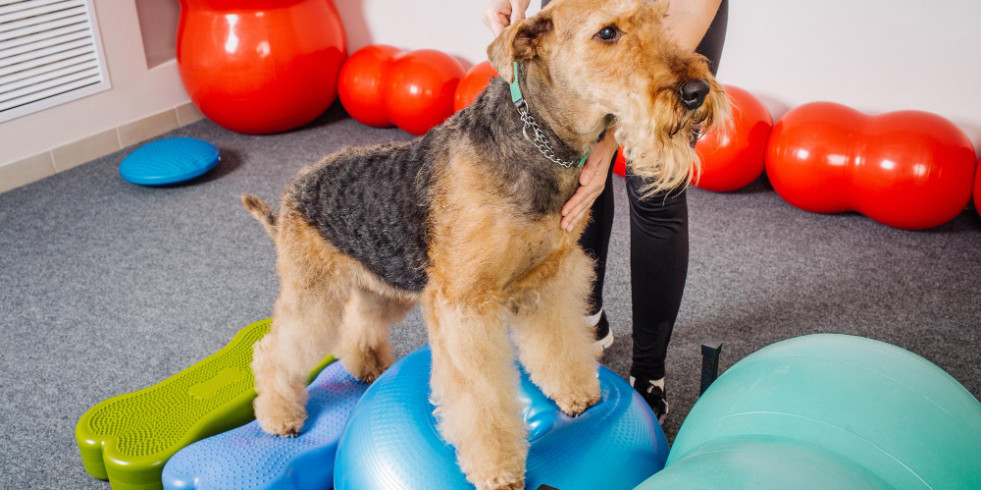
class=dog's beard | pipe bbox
[613,85,730,197]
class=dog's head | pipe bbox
[489,0,730,195]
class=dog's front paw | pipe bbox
[555,379,601,417]
[473,474,524,490]
[254,393,307,437]
[458,443,526,490]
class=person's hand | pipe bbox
[560,131,617,232]
[483,0,531,36]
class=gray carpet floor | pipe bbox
[2,105,979,489]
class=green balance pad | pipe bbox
[76,319,334,490]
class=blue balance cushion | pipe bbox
[119,137,219,186]
[162,361,367,490]
[334,346,669,490]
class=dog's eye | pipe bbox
[594,26,620,42]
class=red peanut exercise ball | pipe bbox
[384,50,465,135]
[177,0,346,134]
[765,102,976,230]
[693,85,772,192]
[454,61,499,112]
[339,45,402,128]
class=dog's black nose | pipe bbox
[680,79,711,110]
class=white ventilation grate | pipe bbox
[0,0,110,123]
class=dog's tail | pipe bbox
[241,193,277,239]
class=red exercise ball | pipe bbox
[384,50,465,136]
[613,145,627,177]
[339,45,402,128]
[454,61,499,112]
[765,102,976,230]
[693,85,772,192]
[975,156,981,218]
[177,0,346,134]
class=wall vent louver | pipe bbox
[0,0,110,123]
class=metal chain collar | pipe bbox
[514,99,584,169]
[510,61,588,169]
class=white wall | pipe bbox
[341,0,981,154]
[0,0,190,167]
[4,0,979,173]
[717,0,981,152]
[335,0,542,69]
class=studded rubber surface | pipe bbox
[162,361,367,490]
[75,319,331,490]
[119,137,220,186]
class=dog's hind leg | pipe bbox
[252,275,349,436]
[252,220,351,437]
[335,287,413,382]
[423,285,527,490]
[510,247,601,417]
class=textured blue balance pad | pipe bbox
[334,346,669,490]
[119,137,220,186]
[162,361,367,489]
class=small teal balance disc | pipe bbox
[119,137,220,186]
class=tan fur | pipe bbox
[242,194,277,238]
[492,0,730,195]
[246,1,729,488]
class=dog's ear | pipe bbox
[487,14,553,83]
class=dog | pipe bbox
[242,0,728,488]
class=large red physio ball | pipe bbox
[177,0,346,134]
[338,45,402,127]
[454,61,499,112]
[384,50,465,135]
[765,102,976,230]
[693,85,772,192]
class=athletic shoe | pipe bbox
[631,376,669,424]
[588,310,613,350]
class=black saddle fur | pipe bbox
[289,75,586,292]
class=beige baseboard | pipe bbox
[0,102,206,194]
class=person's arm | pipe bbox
[664,0,724,51]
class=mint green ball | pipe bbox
[636,334,981,489]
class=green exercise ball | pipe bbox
[636,334,981,489]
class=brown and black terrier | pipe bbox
[242,0,728,488]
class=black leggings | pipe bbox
[577,1,728,380]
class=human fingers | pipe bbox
[482,0,513,35]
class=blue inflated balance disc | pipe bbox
[119,137,220,186]
[334,346,668,490]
